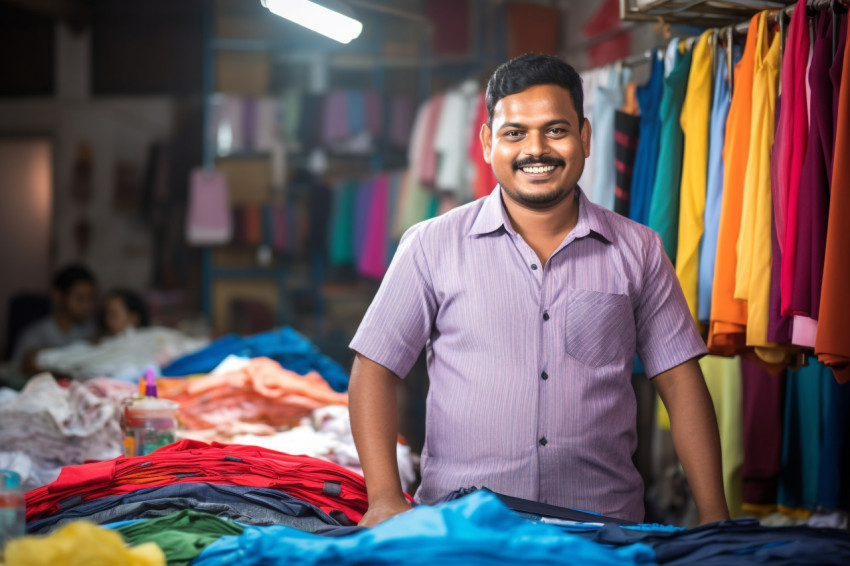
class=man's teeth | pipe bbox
[522,165,555,174]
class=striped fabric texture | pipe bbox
[350,186,707,521]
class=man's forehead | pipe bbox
[493,85,579,123]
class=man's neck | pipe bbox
[501,189,580,267]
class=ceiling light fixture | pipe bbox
[261,0,363,44]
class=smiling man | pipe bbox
[348,54,729,527]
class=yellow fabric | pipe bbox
[733,15,785,363]
[699,355,744,518]
[1,521,165,566]
[676,29,714,325]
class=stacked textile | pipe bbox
[161,327,349,393]
[157,357,347,429]
[0,374,135,490]
[34,327,207,382]
[24,440,408,530]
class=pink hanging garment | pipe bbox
[185,167,232,245]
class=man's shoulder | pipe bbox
[402,198,489,247]
[585,199,660,248]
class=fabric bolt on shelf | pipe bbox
[116,509,243,566]
[24,440,405,525]
[0,520,165,566]
[159,326,349,393]
[26,482,346,535]
[191,490,656,566]
[156,356,347,430]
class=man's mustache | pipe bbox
[513,156,565,170]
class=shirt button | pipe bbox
[531,263,538,270]
[542,311,550,321]
[541,371,549,380]
[539,437,548,446]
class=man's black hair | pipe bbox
[51,263,96,295]
[485,53,585,129]
[107,288,150,327]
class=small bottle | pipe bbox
[0,470,25,558]
[123,398,179,457]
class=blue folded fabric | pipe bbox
[160,326,349,392]
[192,490,656,566]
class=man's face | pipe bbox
[60,281,96,323]
[480,83,591,209]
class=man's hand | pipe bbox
[358,496,412,527]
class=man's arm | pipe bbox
[349,353,411,526]
[652,358,730,525]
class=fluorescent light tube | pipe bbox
[262,0,363,44]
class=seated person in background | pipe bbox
[12,263,98,375]
[101,288,150,337]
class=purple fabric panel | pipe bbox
[741,356,785,507]
[242,98,257,149]
[790,13,835,319]
[358,175,390,279]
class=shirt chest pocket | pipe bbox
[564,288,635,368]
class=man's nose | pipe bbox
[523,130,549,157]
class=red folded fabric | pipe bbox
[26,440,412,524]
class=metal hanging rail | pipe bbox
[619,0,794,25]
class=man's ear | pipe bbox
[480,123,493,164]
[581,118,592,159]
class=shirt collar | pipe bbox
[468,185,614,244]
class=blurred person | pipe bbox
[12,263,97,375]
[100,288,150,337]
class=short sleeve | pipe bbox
[635,232,708,377]
[349,224,438,379]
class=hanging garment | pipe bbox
[185,168,232,246]
[470,93,500,200]
[358,174,390,279]
[699,40,734,324]
[577,65,613,196]
[433,80,479,200]
[613,107,641,217]
[817,7,850,383]
[628,49,664,225]
[590,64,630,210]
[815,377,850,510]
[700,355,744,518]
[789,13,847,347]
[733,13,786,364]
[708,12,760,355]
[740,356,785,513]
[676,29,714,323]
[648,43,692,263]
[777,360,832,513]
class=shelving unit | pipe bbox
[198,0,499,338]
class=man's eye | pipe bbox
[548,128,566,135]
[505,131,523,138]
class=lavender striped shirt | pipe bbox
[350,186,707,521]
